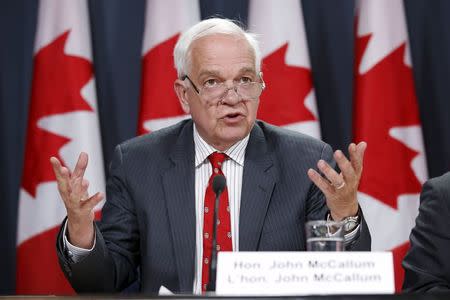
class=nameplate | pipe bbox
[216,252,394,296]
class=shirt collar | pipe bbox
[193,124,249,167]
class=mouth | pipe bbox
[222,112,245,123]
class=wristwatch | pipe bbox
[341,215,360,233]
[327,212,360,233]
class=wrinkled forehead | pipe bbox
[187,34,256,75]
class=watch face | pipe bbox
[343,217,359,232]
[344,222,354,232]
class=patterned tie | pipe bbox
[201,152,232,292]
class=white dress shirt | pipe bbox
[192,125,249,294]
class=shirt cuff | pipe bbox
[343,224,360,246]
[62,219,96,263]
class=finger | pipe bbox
[58,166,73,195]
[334,150,355,181]
[81,192,104,211]
[308,168,333,197]
[50,156,72,179]
[50,157,71,195]
[317,159,343,187]
[348,143,360,174]
[356,141,367,172]
[72,152,89,179]
[349,142,367,176]
[50,157,67,180]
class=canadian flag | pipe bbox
[16,0,105,294]
[248,0,321,138]
[354,0,428,291]
[138,0,200,134]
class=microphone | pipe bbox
[207,174,227,292]
[212,174,226,195]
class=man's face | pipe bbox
[175,34,260,151]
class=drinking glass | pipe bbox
[305,220,345,251]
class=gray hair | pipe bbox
[173,18,261,78]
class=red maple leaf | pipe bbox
[257,43,316,125]
[138,34,185,134]
[353,34,423,209]
[21,30,93,197]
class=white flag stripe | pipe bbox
[142,0,200,54]
[17,185,66,245]
[357,0,411,73]
[358,192,420,251]
[248,0,310,67]
[34,0,92,58]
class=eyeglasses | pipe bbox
[182,75,265,103]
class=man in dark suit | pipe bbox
[51,18,370,294]
[403,172,450,292]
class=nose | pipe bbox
[219,85,241,105]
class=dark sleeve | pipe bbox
[402,176,450,292]
[305,143,371,251]
[305,143,334,222]
[56,145,140,293]
[345,206,371,251]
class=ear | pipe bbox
[259,71,265,86]
[174,79,191,114]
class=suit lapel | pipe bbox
[162,121,196,292]
[239,123,277,251]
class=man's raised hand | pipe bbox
[50,152,103,248]
[307,142,367,221]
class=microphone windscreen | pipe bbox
[212,174,226,195]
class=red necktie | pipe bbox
[201,152,232,292]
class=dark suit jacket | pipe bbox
[56,120,371,294]
[403,172,450,292]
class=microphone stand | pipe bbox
[207,175,226,292]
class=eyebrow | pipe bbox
[197,67,257,79]
[239,67,257,74]
[197,70,221,79]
